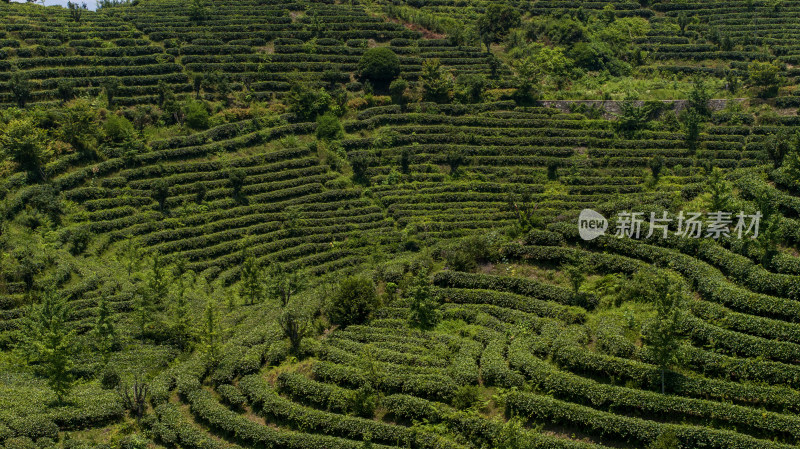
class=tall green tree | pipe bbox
[93,296,117,363]
[19,289,77,403]
[476,4,521,53]
[327,275,378,327]
[407,276,440,330]
[707,167,733,211]
[420,59,453,103]
[239,252,264,305]
[0,118,52,181]
[637,271,685,394]
[266,263,305,307]
[279,305,309,354]
[358,47,400,86]
[9,72,33,108]
[200,298,221,366]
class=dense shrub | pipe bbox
[327,275,379,327]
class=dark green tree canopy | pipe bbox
[357,47,401,84]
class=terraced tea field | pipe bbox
[1,0,800,448]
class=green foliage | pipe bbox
[420,59,453,104]
[389,78,408,105]
[239,252,264,305]
[316,113,343,141]
[9,72,33,108]
[351,382,378,418]
[649,429,680,449]
[67,1,87,23]
[101,77,122,107]
[93,296,118,361]
[648,155,665,181]
[407,276,441,330]
[287,81,334,121]
[327,275,378,327]
[19,289,77,403]
[103,114,135,143]
[358,47,400,85]
[451,385,480,410]
[476,4,521,51]
[266,263,305,307]
[56,80,76,104]
[184,100,210,130]
[563,264,585,295]
[632,270,685,393]
[0,118,51,180]
[226,167,246,200]
[200,298,221,366]
[748,60,781,97]
[454,74,487,104]
[681,107,702,152]
[688,77,711,117]
[707,167,732,211]
[279,305,309,355]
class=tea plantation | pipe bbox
[0,0,799,448]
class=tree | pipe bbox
[454,74,486,104]
[389,78,408,105]
[93,296,117,363]
[239,252,264,305]
[785,138,800,191]
[56,80,76,104]
[400,147,411,175]
[147,253,170,308]
[279,305,309,354]
[101,77,122,107]
[765,131,791,168]
[682,107,702,153]
[152,178,169,212]
[266,263,304,307]
[446,149,465,176]
[420,59,453,103]
[534,46,572,90]
[748,60,781,97]
[407,276,440,329]
[185,100,210,130]
[636,271,684,394]
[476,4,521,53]
[649,155,665,181]
[677,12,690,34]
[19,289,76,403]
[189,72,205,99]
[9,72,32,108]
[687,77,711,117]
[67,1,87,23]
[564,264,585,295]
[0,119,52,181]
[327,275,378,327]
[316,112,343,141]
[116,374,149,424]
[227,167,246,201]
[707,167,732,211]
[189,0,207,23]
[511,56,539,106]
[200,299,221,365]
[350,152,372,185]
[358,47,400,86]
[170,271,194,350]
[286,81,333,121]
